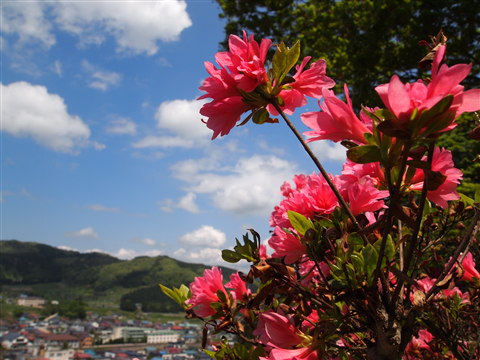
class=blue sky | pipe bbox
[1,0,346,268]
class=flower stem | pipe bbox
[269,100,364,234]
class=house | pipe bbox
[33,332,80,349]
[146,330,180,344]
[1,332,29,349]
[17,297,46,308]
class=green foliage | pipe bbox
[0,240,235,313]
[287,210,314,236]
[216,0,479,107]
[436,112,480,198]
[221,229,261,263]
[159,284,190,308]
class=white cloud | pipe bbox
[66,227,99,239]
[172,154,298,216]
[114,248,163,260]
[53,1,192,55]
[1,2,55,48]
[177,192,200,213]
[133,99,210,150]
[57,245,79,252]
[2,1,192,56]
[1,81,97,153]
[82,60,121,91]
[160,192,200,213]
[132,135,195,149]
[52,60,62,76]
[173,247,223,266]
[85,204,119,212]
[106,117,137,135]
[155,99,211,140]
[139,238,156,246]
[310,140,346,162]
[179,225,226,247]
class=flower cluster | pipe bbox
[199,31,334,139]
[162,33,480,360]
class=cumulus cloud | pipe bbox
[66,226,99,239]
[155,99,211,140]
[2,1,192,56]
[54,1,192,55]
[1,2,55,48]
[310,140,346,162]
[172,154,298,216]
[173,247,223,266]
[1,81,101,153]
[57,245,79,252]
[106,117,137,136]
[139,238,156,246]
[82,60,121,91]
[179,225,226,247]
[133,99,210,150]
[85,204,120,212]
[132,135,195,149]
[160,192,200,213]
[114,248,163,260]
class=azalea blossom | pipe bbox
[225,272,251,302]
[268,56,335,115]
[409,147,462,208]
[215,31,272,92]
[270,172,338,230]
[375,44,480,130]
[269,226,306,264]
[185,267,227,317]
[403,329,434,360]
[336,175,389,215]
[302,84,371,144]
[459,252,480,282]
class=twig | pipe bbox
[269,99,365,237]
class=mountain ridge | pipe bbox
[0,239,235,312]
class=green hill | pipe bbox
[0,240,235,313]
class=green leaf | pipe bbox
[414,95,454,132]
[287,210,313,235]
[362,244,378,285]
[350,252,365,274]
[222,249,242,263]
[377,120,411,139]
[272,41,301,86]
[159,284,190,308]
[459,192,475,206]
[252,108,269,124]
[347,144,382,164]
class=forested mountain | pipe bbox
[0,240,234,312]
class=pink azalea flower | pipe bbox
[225,272,251,302]
[270,173,338,230]
[301,84,371,144]
[198,61,252,139]
[298,259,330,286]
[336,175,389,216]
[460,252,480,282]
[185,267,226,317]
[198,32,272,139]
[253,311,302,348]
[375,44,480,129]
[268,56,335,115]
[264,347,318,360]
[340,159,385,187]
[269,226,306,264]
[404,329,434,358]
[258,244,269,260]
[215,31,272,92]
[409,147,462,208]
